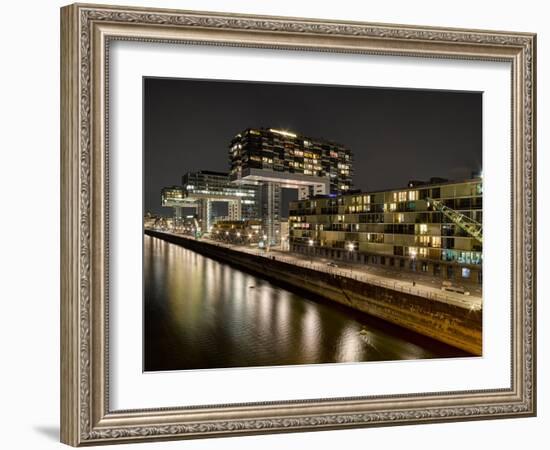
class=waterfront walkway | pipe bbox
[149,229,482,311]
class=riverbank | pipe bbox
[145,229,482,355]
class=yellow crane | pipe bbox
[426,197,482,244]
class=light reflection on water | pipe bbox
[144,236,466,371]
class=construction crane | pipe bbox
[192,216,202,239]
[426,197,482,244]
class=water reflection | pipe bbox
[144,236,466,371]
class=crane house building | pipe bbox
[229,127,353,196]
[288,177,483,285]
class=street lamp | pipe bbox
[308,239,314,264]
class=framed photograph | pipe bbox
[60,3,536,446]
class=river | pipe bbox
[144,235,466,371]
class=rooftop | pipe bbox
[234,127,350,149]
[303,176,482,200]
[196,170,229,177]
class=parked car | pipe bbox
[326,261,338,268]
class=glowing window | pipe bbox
[418,235,429,244]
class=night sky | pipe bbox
[144,78,482,216]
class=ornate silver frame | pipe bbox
[60,3,536,446]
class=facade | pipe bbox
[211,219,263,244]
[160,186,196,226]
[260,181,282,239]
[160,186,185,207]
[183,170,247,199]
[229,128,353,243]
[279,220,290,251]
[181,170,261,230]
[229,127,353,195]
[289,178,483,284]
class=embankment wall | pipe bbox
[146,230,482,355]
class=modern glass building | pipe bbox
[288,177,483,284]
[181,170,261,227]
[229,128,353,196]
[229,128,353,243]
[160,186,185,207]
[160,186,194,226]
